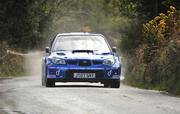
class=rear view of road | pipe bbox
[0,76,180,114]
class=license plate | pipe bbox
[73,73,96,78]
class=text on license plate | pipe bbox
[73,73,96,78]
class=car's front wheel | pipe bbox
[46,79,55,87]
[104,82,110,87]
[110,80,120,88]
[104,80,120,88]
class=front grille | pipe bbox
[79,60,91,66]
[66,60,78,65]
[92,60,103,65]
[66,70,104,79]
[66,59,103,66]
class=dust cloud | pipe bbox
[24,51,43,76]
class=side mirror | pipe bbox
[112,46,117,53]
[45,47,50,53]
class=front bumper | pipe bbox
[46,65,121,82]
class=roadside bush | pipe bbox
[0,42,26,77]
[124,6,180,95]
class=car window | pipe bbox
[52,35,111,53]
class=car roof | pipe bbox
[57,32,103,37]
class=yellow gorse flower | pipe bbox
[154,16,160,21]
[160,13,166,17]
[143,6,179,43]
[170,6,176,11]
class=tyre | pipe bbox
[46,79,55,87]
[104,82,109,88]
[110,80,120,88]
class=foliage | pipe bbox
[125,6,180,95]
[143,6,179,45]
[0,42,25,76]
[0,0,62,49]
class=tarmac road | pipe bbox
[0,76,180,114]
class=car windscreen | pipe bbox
[52,35,111,53]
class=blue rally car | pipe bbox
[42,32,121,88]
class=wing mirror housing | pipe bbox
[112,46,117,53]
[45,47,50,53]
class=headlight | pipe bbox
[52,58,66,64]
[103,57,115,65]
